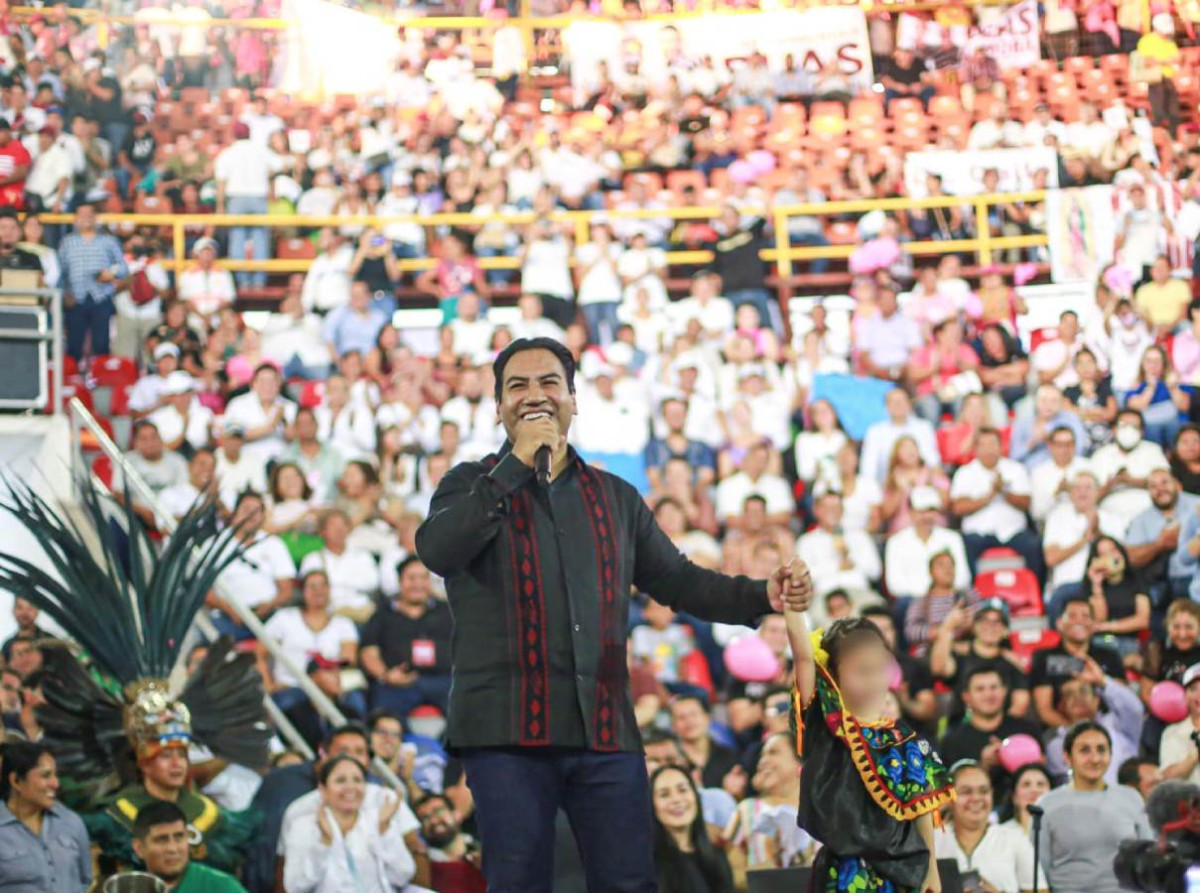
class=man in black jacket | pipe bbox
[416,337,810,893]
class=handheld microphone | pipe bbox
[535,445,552,487]
[1027,805,1044,820]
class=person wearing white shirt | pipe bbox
[280,757,417,893]
[793,403,848,484]
[950,428,1043,580]
[1158,664,1200,785]
[299,510,380,622]
[1032,310,1086,391]
[440,368,505,459]
[861,388,941,484]
[966,103,1025,150]
[300,230,355,314]
[574,222,624,344]
[214,426,267,509]
[148,373,213,453]
[571,367,651,456]
[127,341,181,416]
[221,364,297,467]
[520,220,574,327]
[670,271,736,339]
[934,763,1037,893]
[315,374,376,461]
[214,121,282,288]
[715,441,794,525]
[1030,427,1091,523]
[1022,102,1068,148]
[794,491,882,623]
[159,448,218,520]
[1063,102,1114,159]
[729,366,791,451]
[447,291,494,358]
[885,486,972,601]
[24,124,72,210]
[260,286,332,380]
[1044,470,1127,600]
[376,379,442,455]
[509,293,566,342]
[616,232,669,310]
[1091,409,1170,529]
[239,96,285,146]
[209,491,296,638]
[177,237,236,323]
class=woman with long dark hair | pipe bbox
[1084,535,1151,657]
[651,765,733,893]
[0,741,92,892]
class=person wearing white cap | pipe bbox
[1159,662,1200,785]
[1136,14,1181,134]
[884,484,971,602]
[178,236,236,324]
[571,357,651,458]
[147,370,213,453]
[127,341,180,417]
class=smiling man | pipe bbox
[416,337,812,893]
[132,801,246,892]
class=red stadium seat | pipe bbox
[1009,629,1060,672]
[90,354,139,388]
[975,568,1043,618]
[91,455,114,490]
[299,380,326,408]
[976,546,1024,572]
[1029,327,1060,353]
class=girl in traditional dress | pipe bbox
[785,601,954,892]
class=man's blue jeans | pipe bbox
[227,195,270,288]
[460,746,656,893]
[369,672,452,719]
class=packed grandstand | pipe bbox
[0,0,1199,890]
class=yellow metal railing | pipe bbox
[41,190,1048,282]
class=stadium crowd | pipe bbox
[2,0,1200,891]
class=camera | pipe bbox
[1115,782,1200,893]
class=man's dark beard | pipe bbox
[423,825,458,849]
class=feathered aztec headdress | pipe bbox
[0,475,272,808]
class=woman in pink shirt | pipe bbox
[1170,298,1200,386]
[881,435,951,534]
[908,319,981,423]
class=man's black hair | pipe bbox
[0,207,19,222]
[366,709,404,734]
[1117,756,1156,788]
[395,554,424,582]
[320,722,370,755]
[492,337,577,402]
[133,800,188,839]
[962,664,1007,690]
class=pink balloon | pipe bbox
[849,237,901,274]
[747,150,777,176]
[1150,681,1189,723]
[724,634,781,683]
[887,658,904,691]
[728,160,757,185]
[998,734,1043,773]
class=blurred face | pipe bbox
[399,561,432,605]
[1059,601,1094,645]
[975,432,1002,467]
[652,768,698,833]
[763,692,792,733]
[322,513,349,548]
[417,797,460,848]
[277,465,306,500]
[816,494,843,529]
[752,733,798,796]
[13,597,36,630]
[74,204,95,231]
[670,699,708,742]
[930,552,956,589]
[1148,470,1178,509]
[233,496,265,532]
[644,740,687,773]
[133,820,190,882]
[142,747,189,792]
[895,437,920,468]
[1059,678,1100,722]
[835,637,891,717]
[972,609,1007,646]
[302,573,330,612]
[253,368,281,401]
[1049,429,1076,466]
[952,767,993,830]
[295,411,318,442]
[189,452,215,490]
[1070,473,1098,512]
[1066,729,1111,786]
[885,388,909,421]
[1188,680,1200,717]
[1177,428,1200,462]
[9,641,40,676]
[326,732,369,766]
[1143,348,1165,380]
[1013,770,1051,810]
[1075,350,1098,380]
[1169,610,1200,651]
[9,753,58,811]
[321,760,366,814]
[963,671,1006,719]
[1035,387,1062,420]
[759,614,788,656]
[1095,538,1125,580]
[0,670,19,712]
[370,717,403,763]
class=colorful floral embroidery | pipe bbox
[826,856,910,893]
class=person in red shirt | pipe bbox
[0,118,30,209]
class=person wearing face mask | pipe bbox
[1090,408,1170,530]
[934,762,1037,893]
